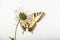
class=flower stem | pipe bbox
[15,20,20,40]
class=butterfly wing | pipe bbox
[20,20,27,31]
[28,12,45,32]
[33,12,45,22]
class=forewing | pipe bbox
[28,12,45,32]
[33,12,45,22]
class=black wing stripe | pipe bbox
[36,12,39,16]
[37,12,45,22]
[33,12,41,18]
[34,13,36,17]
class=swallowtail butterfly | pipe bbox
[17,12,46,33]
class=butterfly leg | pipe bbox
[31,31,33,34]
[22,31,25,34]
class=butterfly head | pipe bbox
[19,12,27,20]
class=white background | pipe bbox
[0,0,60,40]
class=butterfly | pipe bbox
[16,11,46,34]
